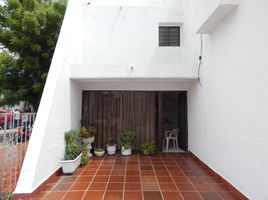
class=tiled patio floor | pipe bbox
[0,142,28,193]
[33,153,246,200]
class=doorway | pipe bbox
[81,91,188,152]
[158,92,188,152]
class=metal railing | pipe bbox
[0,112,36,199]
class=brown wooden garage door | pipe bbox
[82,91,157,150]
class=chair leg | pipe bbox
[175,139,179,150]
[162,139,165,151]
[166,139,169,151]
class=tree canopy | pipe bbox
[0,0,67,109]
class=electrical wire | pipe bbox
[198,34,203,86]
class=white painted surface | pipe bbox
[14,0,84,193]
[196,2,238,34]
[188,0,268,199]
[15,0,268,198]
[76,79,192,91]
[15,0,198,194]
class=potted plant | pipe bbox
[94,147,105,157]
[60,130,83,174]
[79,126,97,157]
[140,141,156,155]
[106,136,117,155]
[120,130,136,156]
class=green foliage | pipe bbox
[94,147,104,152]
[64,130,81,160]
[64,130,77,145]
[64,143,81,161]
[87,126,97,137]
[80,144,89,165]
[120,130,136,149]
[140,141,156,154]
[107,136,116,146]
[64,130,89,165]
[0,0,67,109]
[78,126,96,138]
[78,126,91,138]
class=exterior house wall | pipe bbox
[15,0,198,194]
[14,0,84,193]
[188,0,268,199]
[15,0,268,198]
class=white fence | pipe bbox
[0,112,36,199]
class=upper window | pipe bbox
[159,26,180,47]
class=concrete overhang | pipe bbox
[70,77,196,91]
[196,0,239,34]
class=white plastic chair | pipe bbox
[162,128,179,151]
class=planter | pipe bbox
[82,136,94,144]
[95,150,105,157]
[82,136,94,157]
[60,153,82,174]
[142,151,150,155]
[121,146,132,156]
[107,144,117,155]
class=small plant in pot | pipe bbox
[94,147,105,157]
[60,130,83,174]
[79,126,97,157]
[140,141,156,155]
[120,130,136,156]
[107,136,117,155]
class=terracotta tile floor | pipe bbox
[33,153,247,200]
[0,142,28,193]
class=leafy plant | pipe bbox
[140,141,156,154]
[88,126,97,137]
[95,147,104,152]
[80,144,89,165]
[64,130,81,160]
[107,136,116,146]
[64,130,89,164]
[64,130,77,145]
[120,130,136,149]
[78,127,90,138]
[78,126,97,138]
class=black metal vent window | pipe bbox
[159,26,180,46]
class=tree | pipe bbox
[0,0,67,110]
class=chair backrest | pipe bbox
[167,128,179,138]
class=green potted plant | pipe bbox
[120,130,136,155]
[60,130,83,174]
[140,141,156,155]
[106,136,117,155]
[94,147,105,157]
[79,126,97,157]
[60,130,89,174]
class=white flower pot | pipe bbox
[107,144,117,155]
[121,146,132,156]
[60,153,82,174]
[82,136,94,157]
[143,151,150,155]
[95,150,105,157]
[82,136,94,144]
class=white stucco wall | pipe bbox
[17,0,268,198]
[14,0,84,193]
[15,0,198,194]
[15,0,268,198]
[68,0,198,79]
[188,0,268,199]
